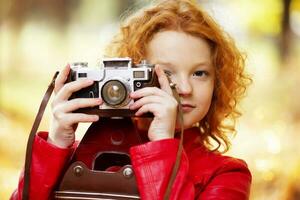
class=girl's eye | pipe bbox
[193,70,208,77]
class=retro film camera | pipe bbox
[68,58,159,117]
[53,58,159,199]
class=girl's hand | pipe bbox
[47,64,103,148]
[130,65,178,141]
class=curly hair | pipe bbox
[105,0,252,152]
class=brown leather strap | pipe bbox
[22,72,59,200]
[163,79,184,200]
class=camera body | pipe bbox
[68,58,159,117]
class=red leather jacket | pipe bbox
[11,127,251,199]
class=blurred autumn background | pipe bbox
[1,0,300,199]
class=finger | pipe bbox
[55,79,94,101]
[130,95,166,110]
[130,87,167,99]
[155,65,173,95]
[135,103,158,117]
[62,98,103,113]
[55,64,71,94]
[52,107,99,124]
[63,113,99,124]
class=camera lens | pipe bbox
[101,80,127,107]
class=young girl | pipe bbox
[11,0,252,199]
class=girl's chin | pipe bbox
[175,121,194,131]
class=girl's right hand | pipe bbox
[47,64,103,148]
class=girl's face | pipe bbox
[146,30,215,129]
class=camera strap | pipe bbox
[22,71,59,200]
[163,79,184,200]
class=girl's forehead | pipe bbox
[146,31,212,66]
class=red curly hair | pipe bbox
[105,0,252,152]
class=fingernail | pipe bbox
[93,115,99,121]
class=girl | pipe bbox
[11,0,252,199]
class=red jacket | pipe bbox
[11,127,251,199]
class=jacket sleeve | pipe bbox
[196,158,252,200]
[130,138,192,200]
[10,132,74,200]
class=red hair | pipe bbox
[105,0,252,152]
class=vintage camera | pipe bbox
[68,58,159,117]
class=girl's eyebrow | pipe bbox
[156,61,212,68]
[193,62,213,70]
[155,61,174,66]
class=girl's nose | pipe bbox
[175,77,192,96]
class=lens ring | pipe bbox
[101,80,128,107]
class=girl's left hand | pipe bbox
[129,65,178,141]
